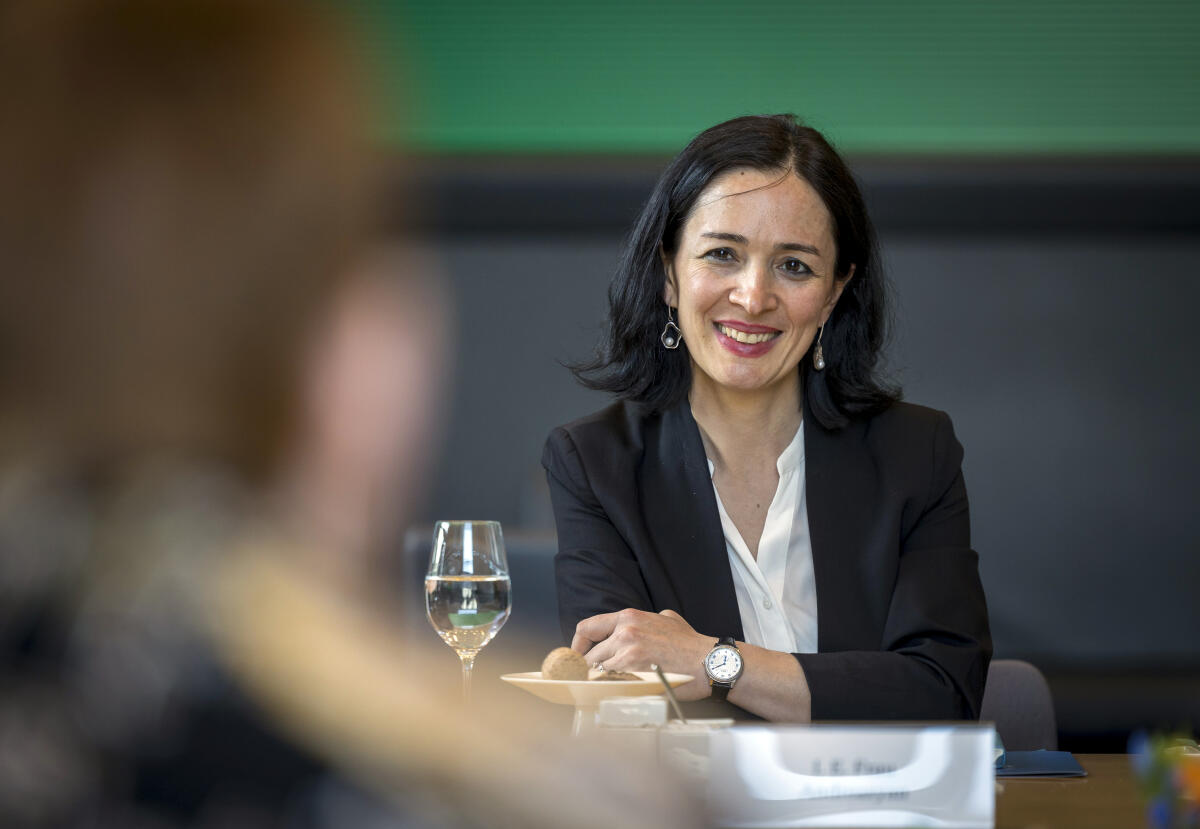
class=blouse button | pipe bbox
[762,597,773,610]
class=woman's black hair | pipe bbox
[571,114,899,429]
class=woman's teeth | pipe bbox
[718,323,777,344]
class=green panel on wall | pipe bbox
[347,0,1200,154]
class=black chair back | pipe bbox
[981,659,1058,750]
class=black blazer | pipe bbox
[542,397,992,721]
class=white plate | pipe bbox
[500,670,694,707]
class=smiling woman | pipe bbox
[544,114,992,723]
[664,168,850,407]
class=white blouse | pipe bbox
[707,422,819,653]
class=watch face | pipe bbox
[705,645,743,682]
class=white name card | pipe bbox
[708,724,994,828]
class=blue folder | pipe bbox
[996,749,1088,777]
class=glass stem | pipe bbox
[458,649,479,705]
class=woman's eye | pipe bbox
[781,258,813,276]
[703,247,735,262]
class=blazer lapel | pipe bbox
[804,403,882,652]
[638,400,744,640]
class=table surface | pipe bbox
[996,754,1144,829]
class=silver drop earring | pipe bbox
[660,307,682,350]
[813,323,826,370]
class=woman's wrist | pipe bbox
[725,641,813,722]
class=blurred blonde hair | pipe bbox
[0,0,372,481]
[0,6,707,827]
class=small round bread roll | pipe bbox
[541,647,588,680]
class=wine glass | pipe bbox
[425,520,511,703]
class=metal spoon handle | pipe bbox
[651,663,688,724]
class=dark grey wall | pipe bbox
[425,238,613,527]
[422,233,1200,664]
[886,238,1200,666]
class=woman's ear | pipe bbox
[661,250,678,307]
[822,263,855,323]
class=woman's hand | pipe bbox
[571,608,715,700]
[572,608,814,719]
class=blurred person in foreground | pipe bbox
[0,1,704,827]
[547,115,991,722]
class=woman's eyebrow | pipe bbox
[779,241,821,255]
[700,231,747,244]
[701,231,820,256]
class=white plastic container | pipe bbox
[658,718,736,783]
[595,696,669,761]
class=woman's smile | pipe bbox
[715,320,781,355]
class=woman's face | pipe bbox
[664,167,852,404]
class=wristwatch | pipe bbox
[703,636,744,702]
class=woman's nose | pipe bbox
[729,262,774,315]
